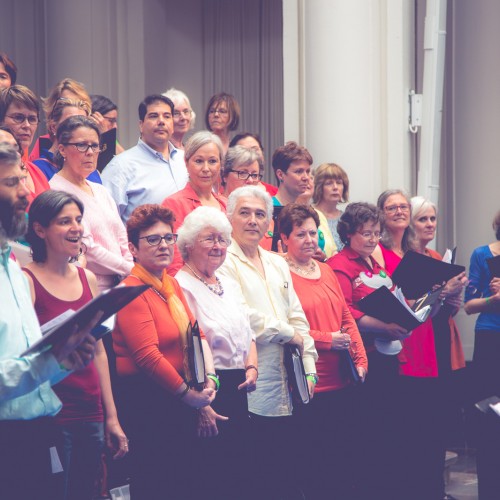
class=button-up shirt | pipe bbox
[0,245,65,420]
[102,139,187,223]
[218,241,317,417]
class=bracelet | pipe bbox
[177,385,190,399]
[59,363,71,372]
[306,373,319,385]
[245,365,258,376]
[485,296,491,306]
[206,373,220,391]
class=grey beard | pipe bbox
[0,213,28,246]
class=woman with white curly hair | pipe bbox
[162,88,196,150]
[176,205,257,500]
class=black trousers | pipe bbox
[472,330,500,499]
[199,369,251,500]
[0,417,56,500]
[115,374,199,500]
[294,385,362,500]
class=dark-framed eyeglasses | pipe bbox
[139,233,178,246]
[384,204,410,214]
[6,113,39,125]
[62,142,105,154]
[229,170,263,181]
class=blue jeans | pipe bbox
[55,421,104,500]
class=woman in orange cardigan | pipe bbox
[278,204,367,499]
[113,204,219,500]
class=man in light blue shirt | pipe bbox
[102,94,188,223]
[0,142,99,498]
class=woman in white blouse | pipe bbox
[176,206,257,500]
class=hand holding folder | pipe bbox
[391,250,465,299]
[284,344,310,404]
[22,284,150,356]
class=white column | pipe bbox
[283,0,416,204]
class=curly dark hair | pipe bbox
[337,202,382,246]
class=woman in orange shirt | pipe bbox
[278,203,367,499]
[162,131,227,275]
[113,204,217,499]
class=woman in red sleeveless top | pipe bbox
[23,190,128,500]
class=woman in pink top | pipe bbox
[49,115,133,291]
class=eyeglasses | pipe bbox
[139,233,178,246]
[0,174,28,188]
[384,204,410,214]
[62,142,105,153]
[229,170,263,181]
[208,108,228,115]
[103,116,118,125]
[173,109,192,118]
[356,231,382,240]
[6,114,39,125]
[198,235,230,248]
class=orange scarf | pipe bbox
[131,263,190,345]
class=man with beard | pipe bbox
[102,94,188,223]
[0,142,100,499]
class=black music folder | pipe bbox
[184,320,206,390]
[391,250,465,299]
[357,285,426,331]
[284,344,310,404]
[486,255,500,278]
[22,284,149,356]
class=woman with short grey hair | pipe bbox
[222,145,263,197]
[176,206,257,499]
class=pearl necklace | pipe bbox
[285,256,317,276]
[185,263,224,296]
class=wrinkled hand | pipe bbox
[183,387,215,409]
[440,272,467,299]
[106,418,129,460]
[357,366,367,383]
[331,331,350,350]
[238,368,257,393]
[288,331,304,356]
[197,406,228,438]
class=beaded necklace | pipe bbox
[184,263,224,297]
